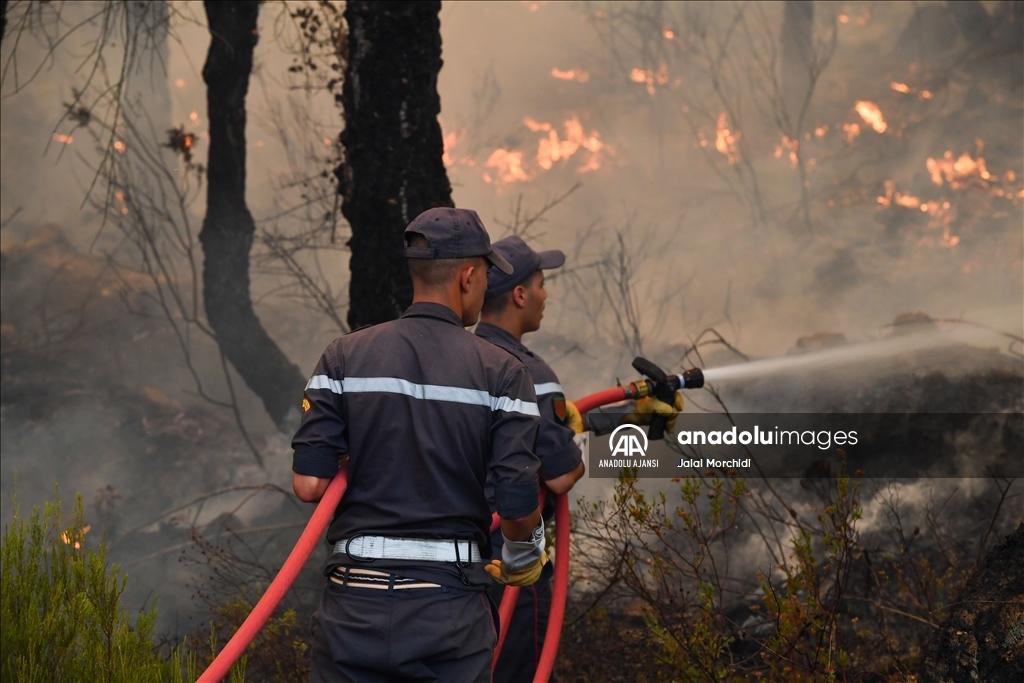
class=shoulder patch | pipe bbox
[552,394,567,423]
[302,398,311,412]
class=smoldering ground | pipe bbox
[1,0,1021,661]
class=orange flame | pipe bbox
[842,122,861,144]
[551,68,590,82]
[481,115,607,184]
[714,114,741,165]
[854,101,887,133]
[773,135,799,167]
[60,524,91,549]
[926,151,992,187]
[890,82,911,94]
[629,66,667,95]
[52,133,73,145]
[442,128,463,167]
[712,114,745,164]
[485,149,531,185]
[536,116,604,171]
[878,178,963,249]
[524,117,552,132]
[876,180,922,209]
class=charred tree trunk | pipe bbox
[200,1,304,432]
[781,0,813,133]
[1,0,8,49]
[337,1,453,329]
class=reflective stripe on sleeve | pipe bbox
[341,377,540,416]
[533,381,564,396]
[305,375,343,394]
[490,395,541,416]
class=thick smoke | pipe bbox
[1,0,1021,635]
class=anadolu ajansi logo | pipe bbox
[609,423,648,458]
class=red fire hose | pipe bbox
[198,386,631,682]
[197,469,349,682]
[492,387,629,680]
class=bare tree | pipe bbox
[199,1,305,432]
[581,1,837,234]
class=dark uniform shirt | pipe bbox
[292,303,541,588]
[475,323,582,483]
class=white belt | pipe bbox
[335,536,482,564]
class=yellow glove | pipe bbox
[565,399,585,434]
[485,550,548,586]
[621,394,685,433]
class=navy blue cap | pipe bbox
[404,207,513,275]
[485,236,565,299]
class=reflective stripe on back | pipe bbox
[305,375,343,394]
[306,375,540,416]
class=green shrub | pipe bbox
[1,491,247,683]
[1,492,168,682]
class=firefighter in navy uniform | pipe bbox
[476,236,586,683]
[291,208,549,683]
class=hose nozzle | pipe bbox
[678,368,704,390]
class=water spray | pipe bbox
[698,323,1010,385]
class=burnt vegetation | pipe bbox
[1,1,1022,681]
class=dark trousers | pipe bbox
[311,580,496,682]
[486,561,556,683]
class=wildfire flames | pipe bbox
[890,81,933,100]
[714,114,741,164]
[442,127,467,167]
[446,114,606,187]
[629,65,669,95]
[876,142,1022,250]
[854,101,887,133]
[927,151,992,187]
[60,524,91,549]
[551,68,589,82]
[485,149,530,185]
[535,116,604,170]
[842,122,861,144]
[774,135,799,167]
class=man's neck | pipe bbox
[478,312,525,341]
[413,288,465,323]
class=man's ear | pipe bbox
[460,263,476,293]
[511,283,528,308]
